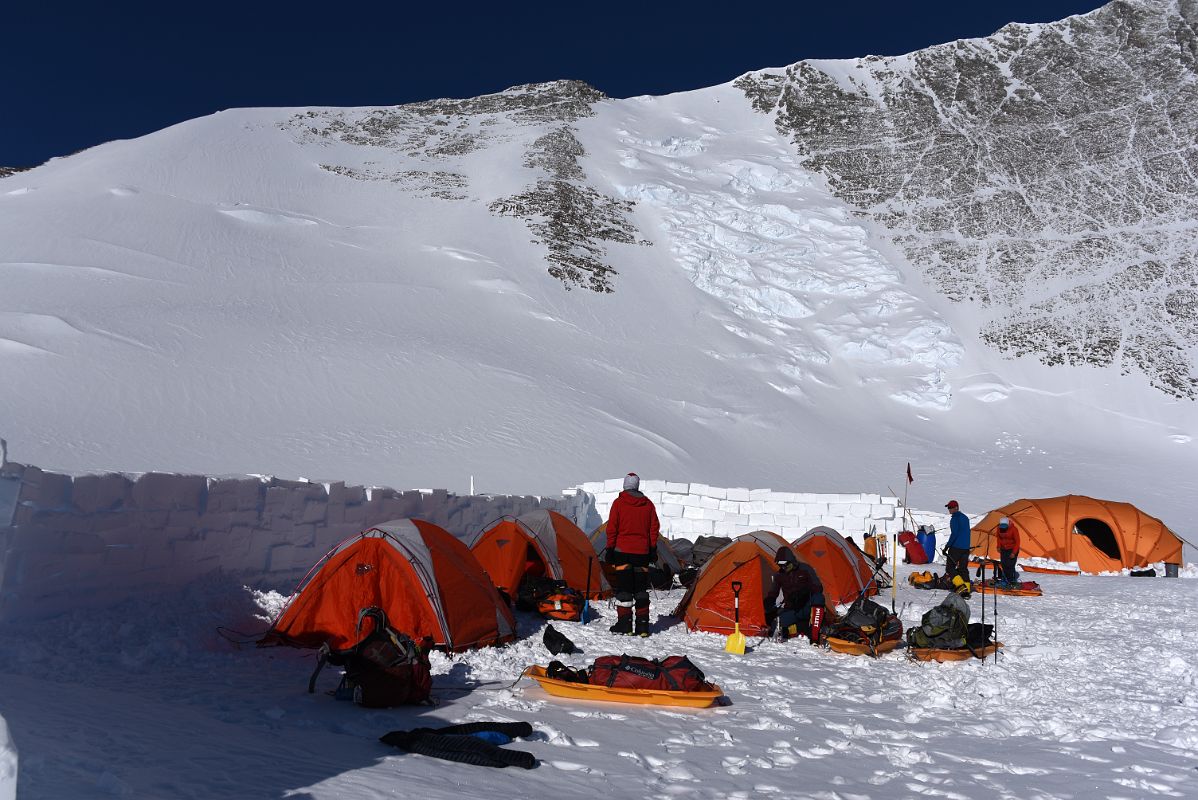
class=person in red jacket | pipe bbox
[604,473,660,637]
[996,516,1021,586]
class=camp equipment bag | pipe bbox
[966,622,994,649]
[546,660,589,683]
[312,607,432,708]
[536,587,585,621]
[827,596,903,649]
[898,531,930,564]
[380,722,537,770]
[517,576,569,612]
[908,570,937,588]
[589,654,711,692]
[906,593,969,650]
[542,623,578,656]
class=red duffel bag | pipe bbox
[589,654,711,691]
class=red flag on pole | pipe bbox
[906,463,914,484]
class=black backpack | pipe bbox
[310,607,432,708]
[516,576,570,612]
[542,623,578,656]
[827,597,903,648]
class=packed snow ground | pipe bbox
[1,558,1195,799]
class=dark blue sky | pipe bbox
[4,1,1107,167]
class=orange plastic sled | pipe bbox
[977,583,1043,597]
[1021,565,1080,576]
[825,637,902,657]
[908,642,1002,662]
[971,559,1078,577]
[524,666,724,708]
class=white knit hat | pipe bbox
[999,516,1010,528]
[623,473,640,491]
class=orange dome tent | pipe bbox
[970,496,1184,573]
[673,530,788,636]
[791,526,879,606]
[471,509,611,598]
[260,519,516,652]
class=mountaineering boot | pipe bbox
[634,613,651,638]
[609,605,633,635]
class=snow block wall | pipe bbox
[0,460,584,622]
[573,479,903,541]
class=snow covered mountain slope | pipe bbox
[736,0,1198,399]
[1,1,1194,531]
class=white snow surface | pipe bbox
[1,563,1196,799]
[1,80,1194,533]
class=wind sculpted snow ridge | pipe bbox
[736,0,1198,398]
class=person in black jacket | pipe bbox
[766,546,825,641]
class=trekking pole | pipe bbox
[993,565,999,664]
[979,557,986,665]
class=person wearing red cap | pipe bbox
[996,516,1021,586]
[944,500,972,597]
[604,473,660,637]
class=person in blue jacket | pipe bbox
[944,500,972,598]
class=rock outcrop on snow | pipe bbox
[736,0,1198,398]
[287,80,644,292]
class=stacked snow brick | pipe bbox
[571,479,901,543]
[0,461,584,622]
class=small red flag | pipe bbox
[906,463,914,484]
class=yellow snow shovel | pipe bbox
[725,581,746,655]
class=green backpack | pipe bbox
[906,593,969,649]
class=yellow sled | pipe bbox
[908,642,1003,662]
[524,666,724,708]
[977,582,1043,597]
[1021,565,1079,576]
[825,637,901,657]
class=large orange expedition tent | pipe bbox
[470,509,611,598]
[673,531,788,636]
[790,526,879,606]
[261,519,516,652]
[970,496,1184,573]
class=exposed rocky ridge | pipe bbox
[490,126,647,293]
[0,167,30,179]
[736,0,1198,398]
[284,80,641,291]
